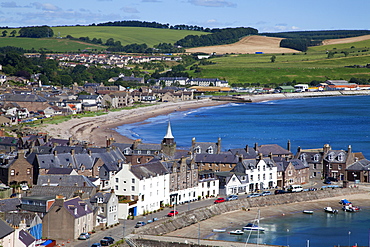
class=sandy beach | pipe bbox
[40,99,228,146]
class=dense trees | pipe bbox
[263,30,370,40]
[280,38,321,52]
[18,26,54,38]
[175,27,258,48]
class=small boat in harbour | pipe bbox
[324,206,338,214]
[303,210,314,214]
[342,204,360,212]
[230,229,244,235]
[212,228,226,232]
[243,223,265,232]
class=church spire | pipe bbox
[164,120,174,139]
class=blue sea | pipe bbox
[209,208,370,247]
[117,95,370,158]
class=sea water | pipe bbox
[210,207,370,247]
[116,95,370,158]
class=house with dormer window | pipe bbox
[191,137,222,155]
[90,191,119,227]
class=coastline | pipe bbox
[40,99,228,146]
[39,91,370,146]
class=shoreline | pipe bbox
[40,99,228,146]
[39,91,370,146]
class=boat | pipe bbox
[230,229,244,235]
[303,210,314,214]
[342,204,360,212]
[212,228,226,232]
[324,206,338,214]
[243,223,265,232]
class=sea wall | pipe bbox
[134,187,363,236]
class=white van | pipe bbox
[288,185,303,192]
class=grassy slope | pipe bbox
[0,37,105,52]
[0,26,207,52]
[190,38,370,85]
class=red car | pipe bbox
[167,210,178,217]
[214,198,225,204]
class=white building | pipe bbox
[112,161,170,217]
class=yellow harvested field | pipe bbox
[322,34,370,45]
[186,35,298,54]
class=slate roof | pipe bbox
[347,159,370,171]
[19,229,35,246]
[256,144,292,156]
[0,198,21,212]
[192,142,218,154]
[130,160,169,179]
[0,218,14,238]
[47,167,74,174]
[228,147,258,159]
[37,175,96,187]
[323,150,348,163]
[273,157,308,172]
[194,154,239,164]
[64,197,93,218]
[2,93,47,102]
[30,185,96,199]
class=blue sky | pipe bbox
[0,0,368,32]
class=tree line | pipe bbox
[175,27,258,48]
[94,20,208,32]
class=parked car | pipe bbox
[167,210,179,217]
[78,233,90,240]
[214,197,226,203]
[274,190,288,195]
[91,243,101,247]
[100,236,114,246]
[226,195,238,201]
[135,221,147,228]
[247,193,261,198]
[261,191,272,196]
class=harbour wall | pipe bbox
[134,187,364,236]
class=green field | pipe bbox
[0,26,207,52]
[0,37,105,52]
[191,47,370,85]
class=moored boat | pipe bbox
[342,204,360,212]
[303,210,314,214]
[230,229,244,235]
[324,206,338,214]
[243,223,265,232]
[212,228,226,232]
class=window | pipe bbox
[115,185,118,190]
[195,147,201,154]
[137,150,141,154]
[250,175,253,181]
[269,173,272,179]
[10,169,15,176]
[263,174,266,180]
[132,178,135,183]
[26,168,31,175]
[338,153,345,162]
[263,165,266,171]
[131,186,135,191]
[206,147,213,154]
[338,165,342,170]
[314,154,320,162]
[313,164,317,169]
[137,158,141,163]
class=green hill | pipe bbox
[0,26,207,52]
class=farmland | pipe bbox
[188,36,370,85]
[0,26,207,52]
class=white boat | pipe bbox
[324,206,338,214]
[342,204,360,212]
[230,229,244,235]
[243,223,265,232]
[212,228,226,232]
[303,210,314,214]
